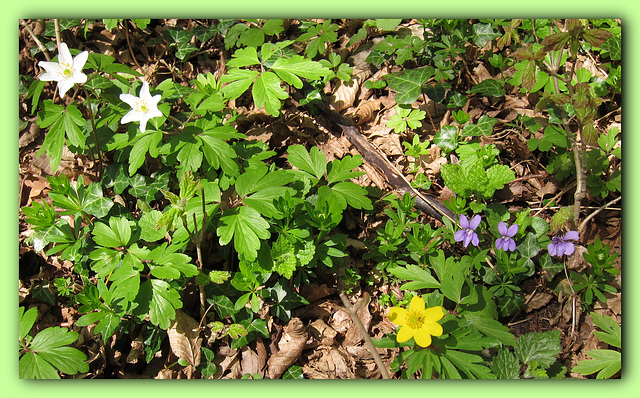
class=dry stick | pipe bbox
[578,196,621,233]
[53,19,61,47]
[123,19,143,72]
[20,20,51,61]
[338,292,391,379]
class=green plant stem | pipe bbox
[338,292,391,379]
[82,89,103,173]
[546,49,587,228]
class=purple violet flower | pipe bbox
[454,214,481,248]
[495,222,519,252]
[547,231,580,257]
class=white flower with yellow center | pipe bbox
[38,42,89,98]
[119,80,163,133]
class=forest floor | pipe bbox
[18,19,621,379]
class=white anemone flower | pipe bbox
[119,80,163,133]
[38,42,89,98]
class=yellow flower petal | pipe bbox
[408,295,425,313]
[413,330,433,347]
[387,307,408,326]
[422,321,443,337]
[424,306,444,322]
[396,325,415,343]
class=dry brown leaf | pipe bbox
[525,292,554,312]
[267,317,308,379]
[167,309,202,368]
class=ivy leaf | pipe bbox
[217,206,271,261]
[252,71,288,116]
[469,79,505,97]
[385,66,435,104]
[517,232,541,259]
[434,125,459,153]
[461,115,498,137]
[472,23,501,47]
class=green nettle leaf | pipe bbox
[469,79,505,97]
[514,330,561,369]
[252,71,289,116]
[272,235,298,279]
[385,66,435,104]
[491,348,521,379]
[217,206,271,261]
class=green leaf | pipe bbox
[326,155,365,184]
[517,232,541,259]
[462,312,516,346]
[431,251,470,304]
[149,244,199,279]
[139,210,167,242]
[270,55,332,88]
[469,79,505,97]
[135,279,183,330]
[385,66,435,104]
[388,264,440,290]
[226,46,261,68]
[93,217,132,248]
[590,312,621,348]
[444,349,496,379]
[19,307,38,341]
[217,206,271,261]
[461,115,498,137]
[198,347,217,378]
[472,23,501,47]
[176,140,203,172]
[330,181,372,211]
[20,326,88,379]
[198,127,242,177]
[252,71,288,116]
[514,330,561,368]
[434,125,458,152]
[287,145,327,183]
[571,349,620,379]
[491,348,521,379]
[220,68,259,100]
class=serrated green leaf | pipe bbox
[22,326,88,378]
[110,262,140,302]
[139,210,167,242]
[327,155,365,184]
[287,145,327,182]
[220,68,260,100]
[462,312,516,346]
[270,56,331,88]
[226,46,261,68]
[590,312,621,348]
[217,206,270,261]
[491,348,521,379]
[572,349,620,379]
[176,140,203,172]
[514,330,561,368]
[135,279,183,330]
[252,71,288,116]
[445,349,496,379]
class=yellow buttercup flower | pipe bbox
[387,296,444,347]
